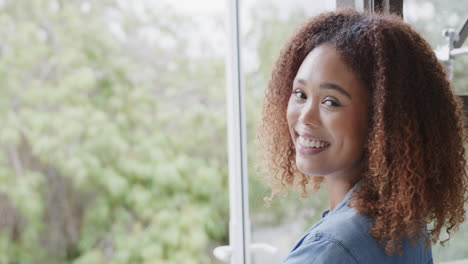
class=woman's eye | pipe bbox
[323,99,340,107]
[293,90,306,99]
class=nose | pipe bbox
[298,99,321,128]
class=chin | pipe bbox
[296,163,327,177]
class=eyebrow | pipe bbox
[295,79,352,99]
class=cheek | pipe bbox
[328,111,368,149]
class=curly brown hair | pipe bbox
[256,9,467,255]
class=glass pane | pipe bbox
[404,0,468,95]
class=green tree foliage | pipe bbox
[0,0,228,263]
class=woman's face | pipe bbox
[287,44,369,179]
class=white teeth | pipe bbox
[298,136,328,148]
[300,137,307,146]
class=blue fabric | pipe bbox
[284,181,433,264]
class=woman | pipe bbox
[257,9,467,264]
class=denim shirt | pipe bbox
[284,181,433,264]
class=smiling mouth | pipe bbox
[296,135,330,149]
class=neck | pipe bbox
[324,166,362,211]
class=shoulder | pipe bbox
[318,206,373,246]
[313,206,383,260]
[307,206,433,264]
[284,233,359,264]
[284,207,367,264]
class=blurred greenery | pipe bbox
[0,0,228,263]
[0,0,466,263]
